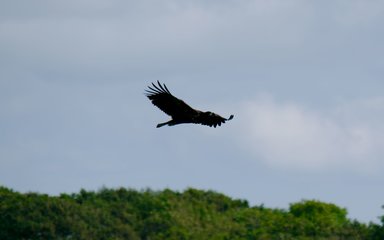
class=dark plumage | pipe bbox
[145,81,234,128]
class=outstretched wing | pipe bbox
[145,81,196,117]
[199,113,234,128]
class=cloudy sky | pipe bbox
[1,0,384,223]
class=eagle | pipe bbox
[145,81,234,128]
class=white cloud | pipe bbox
[236,95,384,173]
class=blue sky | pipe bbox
[1,0,384,223]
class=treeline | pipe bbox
[0,186,383,239]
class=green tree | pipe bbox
[0,186,378,240]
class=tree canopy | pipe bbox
[0,186,383,239]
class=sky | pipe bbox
[1,0,384,223]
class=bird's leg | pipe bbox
[156,122,168,128]
[156,120,174,128]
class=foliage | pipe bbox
[0,186,382,239]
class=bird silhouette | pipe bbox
[145,81,234,128]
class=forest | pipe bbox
[1,186,383,239]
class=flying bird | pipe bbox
[145,81,234,128]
